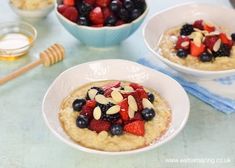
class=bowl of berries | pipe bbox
[56,0,148,47]
[42,59,190,154]
[143,3,235,80]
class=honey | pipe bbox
[0,33,33,61]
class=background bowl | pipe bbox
[56,0,149,48]
[9,2,54,20]
[42,59,190,155]
[143,3,235,80]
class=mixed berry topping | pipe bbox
[174,19,235,62]
[58,0,147,27]
[72,81,157,136]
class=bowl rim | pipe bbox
[0,21,37,51]
[42,59,190,155]
[55,1,149,31]
[143,2,235,75]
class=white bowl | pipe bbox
[143,3,235,80]
[42,59,190,155]
[9,2,54,20]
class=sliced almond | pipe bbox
[95,95,109,105]
[128,95,138,111]
[88,89,98,100]
[181,41,189,47]
[142,98,154,109]
[128,106,135,119]
[207,49,212,54]
[111,90,123,103]
[124,85,134,92]
[169,36,178,43]
[106,105,121,115]
[93,106,102,120]
[193,32,203,47]
[213,39,221,52]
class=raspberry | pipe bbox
[89,119,111,133]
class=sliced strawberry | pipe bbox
[63,0,75,6]
[86,100,97,109]
[124,120,145,136]
[118,99,129,121]
[80,105,93,119]
[193,19,204,30]
[102,81,121,91]
[89,119,111,133]
[121,92,133,99]
[203,23,215,33]
[96,0,111,7]
[63,6,78,22]
[204,35,219,50]
[190,42,206,57]
[104,88,113,97]
[131,112,143,121]
[89,7,104,25]
[219,33,233,48]
[129,83,143,90]
[84,0,96,5]
[132,91,143,111]
[175,36,190,50]
[135,88,147,100]
[115,20,125,26]
[103,7,112,20]
[57,4,69,14]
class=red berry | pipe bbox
[103,7,112,20]
[92,24,104,27]
[80,105,93,119]
[118,99,129,121]
[190,42,206,57]
[203,23,215,33]
[115,20,125,26]
[219,33,233,48]
[175,36,190,50]
[102,81,121,91]
[193,20,204,30]
[135,88,147,100]
[63,6,78,22]
[89,7,104,25]
[132,91,143,111]
[104,88,113,97]
[129,83,143,90]
[86,100,97,109]
[204,35,219,50]
[89,119,111,133]
[57,4,68,14]
[96,0,111,7]
[124,120,145,136]
[131,112,143,121]
[63,0,75,6]
[84,0,96,5]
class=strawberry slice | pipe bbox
[84,0,96,5]
[193,19,204,30]
[121,92,133,99]
[204,35,219,50]
[102,81,121,91]
[219,33,233,48]
[124,120,145,136]
[63,6,78,22]
[131,112,143,121]
[175,36,190,50]
[80,105,93,119]
[89,7,104,25]
[89,119,111,133]
[129,83,143,90]
[96,0,111,7]
[190,42,206,57]
[63,0,75,6]
[104,88,113,97]
[132,91,143,111]
[57,4,69,14]
[118,99,129,121]
[86,100,97,109]
[203,23,215,33]
[135,88,147,100]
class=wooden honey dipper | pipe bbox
[0,43,65,85]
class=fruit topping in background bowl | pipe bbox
[57,0,147,27]
[158,19,235,71]
[59,80,171,152]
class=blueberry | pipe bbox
[78,2,93,16]
[133,0,146,11]
[130,8,142,21]
[231,33,235,41]
[147,92,155,103]
[110,124,123,135]
[119,8,129,22]
[141,108,156,121]
[180,24,194,36]
[176,49,188,58]
[124,0,135,11]
[76,115,89,128]
[200,52,213,62]
[72,99,86,111]
[78,16,90,26]
[105,15,117,26]
[102,113,120,122]
[110,0,122,13]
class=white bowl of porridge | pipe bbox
[143,3,235,80]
